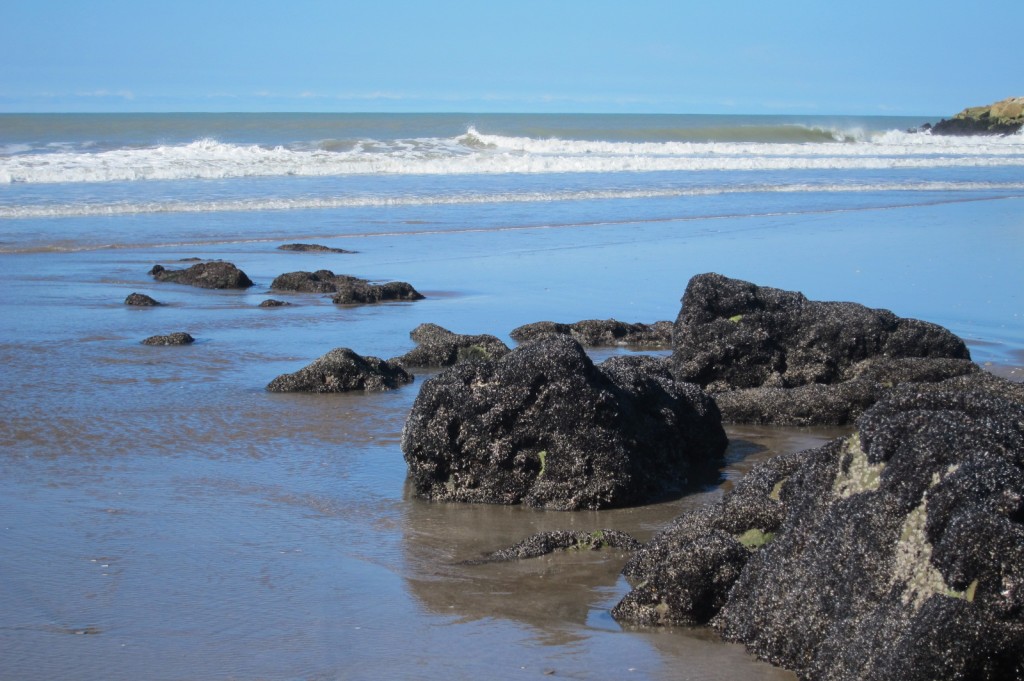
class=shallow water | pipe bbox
[2,113,1022,679]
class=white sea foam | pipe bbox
[1,128,1022,185]
[2,181,1021,219]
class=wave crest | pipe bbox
[2,127,1022,185]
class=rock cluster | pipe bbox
[393,323,511,368]
[270,269,424,304]
[266,348,412,393]
[149,261,253,289]
[929,96,1024,136]
[401,334,727,511]
[510,319,672,348]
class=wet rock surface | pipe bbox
[141,332,194,346]
[270,269,423,304]
[672,273,971,425]
[615,373,1024,680]
[148,261,254,289]
[510,318,672,348]
[465,529,642,564]
[392,323,511,368]
[401,334,727,511]
[277,243,356,253]
[258,299,291,308]
[266,348,413,393]
[124,292,163,306]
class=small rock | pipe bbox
[277,243,356,253]
[392,323,510,367]
[124,292,162,306]
[266,347,413,393]
[510,319,672,348]
[149,261,253,289]
[141,332,194,346]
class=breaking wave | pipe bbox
[2,128,1022,185]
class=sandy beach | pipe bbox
[1,112,1022,680]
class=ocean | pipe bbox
[1,112,1022,680]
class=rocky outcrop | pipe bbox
[392,323,511,368]
[510,319,672,348]
[149,261,254,289]
[266,348,413,393]
[615,373,1024,680]
[929,96,1024,136]
[277,243,355,253]
[141,332,194,346]
[671,273,971,425]
[124,292,163,306]
[401,334,727,511]
[270,269,424,304]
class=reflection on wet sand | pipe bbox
[400,423,847,662]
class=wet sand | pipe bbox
[0,197,1021,680]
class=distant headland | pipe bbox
[924,96,1024,135]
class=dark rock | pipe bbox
[637,374,1024,681]
[401,335,727,511]
[615,374,1024,678]
[124,292,162,306]
[392,323,511,367]
[714,358,980,426]
[266,347,413,393]
[672,274,969,392]
[511,319,672,348]
[141,332,194,346]
[331,279,424,305]
[270,269,352,293]
[277,243,356,253]
[149,261,253,289]
[466,529,642,564]
[671,274,971,425]
[269,269,424,304]
[258,299,291,308]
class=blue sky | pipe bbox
[2,0,1021,115]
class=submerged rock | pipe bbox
[929,96,1024,136]
[270,269,424,304]
[616,373,1024,680]
[258,299,291,308]
[401,335,727,511]
[277,243,356,253]
[392,323,511,367]
[124,292,163,306]
[141,331,194,346]
[148,261,254,289]
[266,347,413,393]
[466,529,642,564]
[671,273,971,425]
[510,319,672,348]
